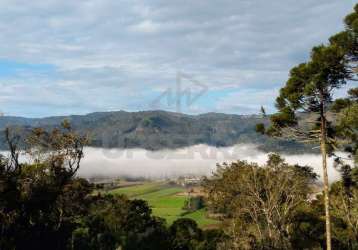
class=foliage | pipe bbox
[183,196,205,213]
[328,87,358,249]
[169,218,203,250]
[73,195,173,250]
[330,180,358,249]
[333,87,358,166]
[0,125,227,249]
[0,122,90,250]
[203,154,316,249]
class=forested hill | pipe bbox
[0,110,313,153]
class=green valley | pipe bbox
[108,182,219,227]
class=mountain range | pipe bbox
[0,110,315,153]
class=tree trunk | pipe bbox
[320,107,332,250]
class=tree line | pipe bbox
[0,122,228,250]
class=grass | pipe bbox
[109,182,218,227]
[109,182,164,197]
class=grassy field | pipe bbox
[109,182,218,227]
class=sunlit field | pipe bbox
[109,182,219,227]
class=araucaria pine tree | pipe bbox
[256,5,358,249]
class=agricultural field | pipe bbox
[108,182,219,227]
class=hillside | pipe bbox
[0,110,314,153]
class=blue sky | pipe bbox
[0,0,356,118]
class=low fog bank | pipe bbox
[78,144,347,183]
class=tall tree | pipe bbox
[257,46,352,250]
[256,5,358,248]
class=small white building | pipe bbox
[176,176,201,186]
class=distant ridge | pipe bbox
[0,110,313,153]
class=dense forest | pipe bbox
[0,111,311,153]
[1,3,358,250]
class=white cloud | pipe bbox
[0,0,356,117]
[215,88,280,114]
[129,20,160,33]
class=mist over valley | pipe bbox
[78,144,344,183]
